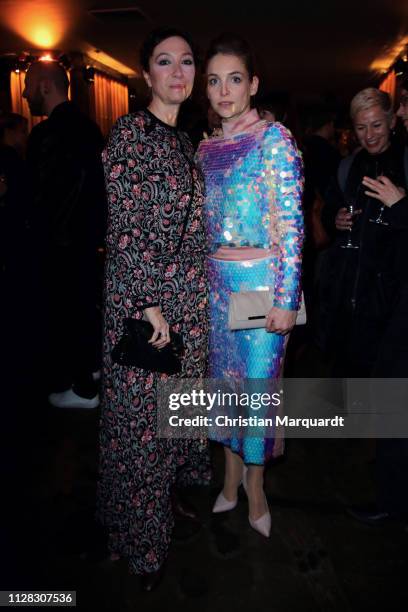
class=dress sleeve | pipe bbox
[264,124,305,310]
[103,116,161,312]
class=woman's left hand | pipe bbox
[265,307,297,334]
[362,175,406,207]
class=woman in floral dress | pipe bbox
[97,28,210,589]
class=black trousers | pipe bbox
[43,246,102,394]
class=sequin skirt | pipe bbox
[207,255,287,464]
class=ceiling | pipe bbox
[1,0,408,101]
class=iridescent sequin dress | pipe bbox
[196,114,304,464]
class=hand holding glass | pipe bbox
[340,204,360,249]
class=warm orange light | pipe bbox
[39,54,55,62]
[0,1,75,49]
[31,28,57,48]
[370,35,408,72]
[84,45,137,77]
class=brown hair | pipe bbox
[205,33,256,79]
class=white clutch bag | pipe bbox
[228,289,306,330]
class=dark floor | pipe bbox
[2,340,408,611]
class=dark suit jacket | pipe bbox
[27,101,107,255]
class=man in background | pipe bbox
[24,60,106,409]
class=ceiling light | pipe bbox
[39,53,55,62]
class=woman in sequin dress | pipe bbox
[97,29,210,589]
[197,35,304,537]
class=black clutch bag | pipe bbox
[111,318,183,374]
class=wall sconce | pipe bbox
[83,66,95,83]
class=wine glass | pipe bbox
[340,203,359,249]
[369,202,389,226]
[368,161,389,226]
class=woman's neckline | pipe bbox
[363,142,393,159]
[221,108,264,139]
[144,107,178,131]
[207,110,269,142]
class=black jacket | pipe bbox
[316,144,408,366]
[27,101,106,254]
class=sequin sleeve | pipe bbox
[264,124,304,309]
[102,115,161,311]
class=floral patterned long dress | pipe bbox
[96,109,210,575]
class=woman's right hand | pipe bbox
[335,207,361,230]
[143,306,171,349]
[266,306,297,335]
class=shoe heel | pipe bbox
[212,491,238,513]
[248,494,271,538]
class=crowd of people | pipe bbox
[1,27,408,593]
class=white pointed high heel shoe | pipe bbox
[212,490,238,513]
[248,497,271,538]
[243,466,271,537]
[213,472,244,513]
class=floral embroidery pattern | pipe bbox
[97,110,210,575]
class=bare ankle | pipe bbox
[223,481,239,501]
